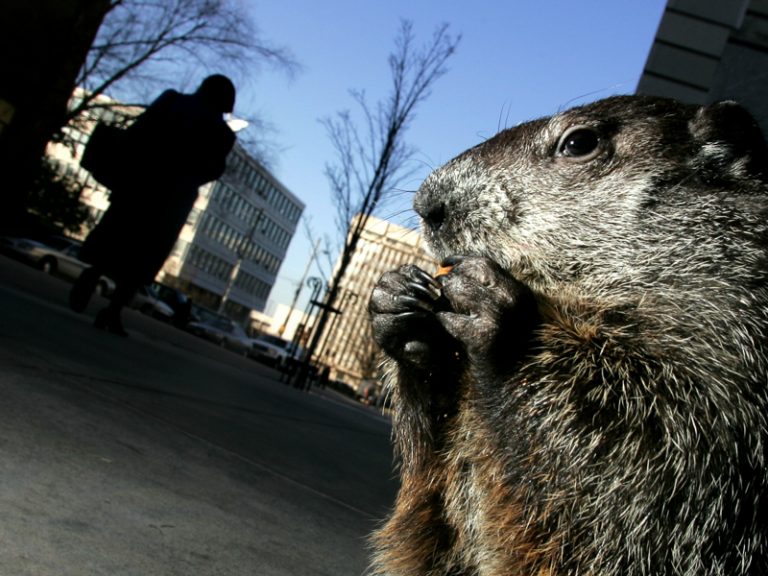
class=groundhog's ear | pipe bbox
[689,101,768,181]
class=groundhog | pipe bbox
[368,95,768,575]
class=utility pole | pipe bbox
[279,238,321,337]
[218,210,263,315]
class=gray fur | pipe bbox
[368,96,768,575]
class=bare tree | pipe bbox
[69,0,297,123]
[0,0,296,232]
[292,20,460,389]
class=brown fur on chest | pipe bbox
[372,394,563,576]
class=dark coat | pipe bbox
[80,89,235,285]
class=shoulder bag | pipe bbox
[80,122,128,190]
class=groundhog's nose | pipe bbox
[414,191,446,231]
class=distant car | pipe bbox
[249,336,288,366]
[0,236,115,296]
[248,334,305,368]
[129,284,174,320]
[186,315,253,355]
[150,282,192,326]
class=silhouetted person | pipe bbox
[318,365,330,390]
[70,75,237,336]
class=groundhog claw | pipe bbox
[395,294,434,313]
[436,256,538,374]
[413,268,442,290]
[370,264,458,369]
[406,280,441,302]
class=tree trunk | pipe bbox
[0,0,111,233]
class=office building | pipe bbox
[160,143,303,320]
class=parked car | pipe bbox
[186,314,253,356]
[189,304,226,325]
[0,236,115,296]
[248,334,309,369]
[129,284,174,321]
[248,335,289,366]
[150,282,192,326]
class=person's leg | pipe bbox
[69,266,102,312]
[94,277,141,337]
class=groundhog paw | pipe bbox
[436,256,538,373]
[369,264,456,369]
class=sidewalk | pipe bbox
[0,255,393,575]
[0,351,372,576]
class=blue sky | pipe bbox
[235,1,668,313]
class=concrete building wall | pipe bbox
[708,0,768,131]
[637,0,768,135]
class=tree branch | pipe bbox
[294,20,460,388]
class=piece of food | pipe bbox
[435,264,453,278]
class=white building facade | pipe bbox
[160,143,304,320]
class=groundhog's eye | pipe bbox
[556,127,601,160]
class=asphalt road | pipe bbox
[0,254,398,575]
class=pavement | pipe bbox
[0,255,395,576]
